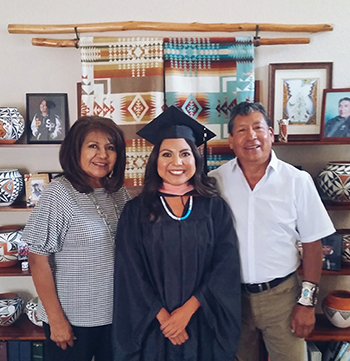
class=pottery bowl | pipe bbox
[323,290,350,328]
[25,297,42,327]
[0,226,23,268]
[0,293,23,326]
[0,107,25,144]
[317,162,350,202]
[342,234,350,264]
[0,169,23,206]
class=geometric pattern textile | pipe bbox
[80,37,164,124]
[164,37,255,139]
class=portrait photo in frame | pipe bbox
[268,62,332,141]
[26,93,69,144]
[24,173,50,207]
[320,88,350,141]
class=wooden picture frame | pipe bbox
[24,173,50,207]
[268,62,333,141]
[26,93,69,144]
[320,88,350,141]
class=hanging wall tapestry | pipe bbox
[80,36,164,127]
[164,37,255,139]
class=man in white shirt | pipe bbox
[209,102,335,361]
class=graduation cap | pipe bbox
[137,106,216,172]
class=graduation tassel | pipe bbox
[203,129,208,174]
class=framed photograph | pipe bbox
[24,173,50,207]
[320,88,350,141]
[268,62,332,141]
[321,232,342,271]
[26,93,69,144]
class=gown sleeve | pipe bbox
[193,197,241,358]
[112,198,163,358]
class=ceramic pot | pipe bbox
[0,107,25,144]
[0,226,23,268]
[317,162,350,202]
[0,169,23,206]
[25,297,42,327]
[323,290,350,328]
[0,293,23,326]
[342,234,350,264]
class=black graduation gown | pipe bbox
[112,195,241,361]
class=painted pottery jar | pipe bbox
[25,297,42,327]
[0,293,23,326]
[323,290,350,328]
[0,107,25,144]
[317,162,350,202]
[0,169,23,206]
[342,234,350,264]
[0,226,23,268]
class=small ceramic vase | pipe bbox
[277,118,289,142]
[25,297,43,327]
[0,107,25,144]
[0,169,23,206]
[342,234,350,264]
[317,162,350,202]
[0,226,23,268]
[0,293,23,326]
[323,290,350,328]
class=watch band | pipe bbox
[297,280,319,307]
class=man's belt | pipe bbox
[242,272,294,294]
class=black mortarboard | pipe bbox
[136,105,216,147]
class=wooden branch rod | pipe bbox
[8,21,333,34]
[32,37,311,48]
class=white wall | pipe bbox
[1,0,350,309]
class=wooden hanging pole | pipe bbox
[8,21,333,34]
[31,37,311,48]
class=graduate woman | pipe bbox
[112,106,241,361]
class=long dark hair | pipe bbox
[59,116,126,193]
[140,139,218,221]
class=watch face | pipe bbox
[303,289,310,297]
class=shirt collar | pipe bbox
[231,150,278,173]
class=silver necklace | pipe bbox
[87,192,119,242]
[160,196,193,221]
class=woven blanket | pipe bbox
[80,37,164,125]
[164,37,254,139]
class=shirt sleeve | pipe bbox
[296,171,335,243]
[22,179,73,255]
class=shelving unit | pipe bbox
[0,314,45,341]
[308,314,350,342]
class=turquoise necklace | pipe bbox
[160,196,193,221]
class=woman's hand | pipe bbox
[160,296,200,339]
[49,316,76,350]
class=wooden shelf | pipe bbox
[307,314,350,342]
[0,202,32,212]
[0,263,31,277]
[323,200,350,211]
[0,314,45,341]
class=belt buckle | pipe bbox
[258,283,264,292]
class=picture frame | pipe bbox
[26,93,69,144]
[24,173,50,207]
[320,88,350,141]
[268,62,333,141]
[321,232,342,271]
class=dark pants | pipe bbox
[43,322,112,361]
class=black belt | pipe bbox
[242,272,294,294]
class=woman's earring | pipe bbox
[109,170,114,178]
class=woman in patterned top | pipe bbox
[23,116,130,361]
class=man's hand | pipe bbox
[290,304,316,338]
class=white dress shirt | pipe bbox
[210,151,335,284]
